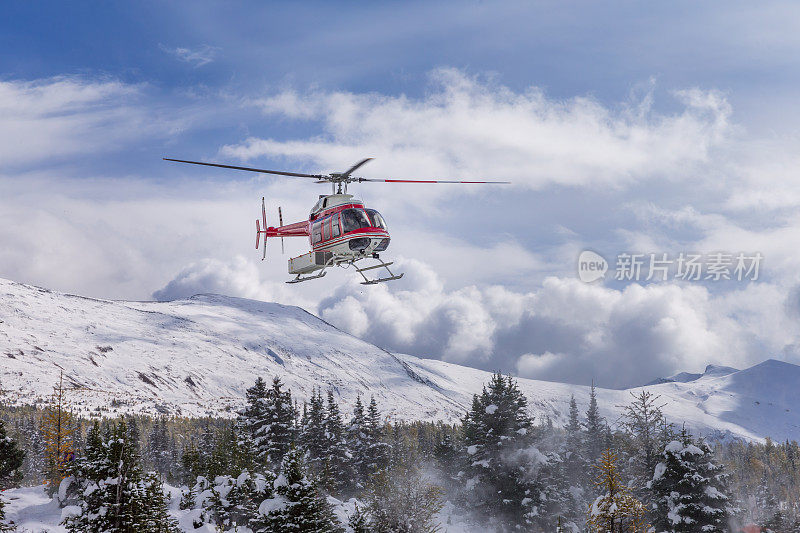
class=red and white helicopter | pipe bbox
[164,157,509,284]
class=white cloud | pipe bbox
[0,77,181,167]
[223,69,731,191]
[160,44,219,67]
[318,264,799,388]
[152,255,312,308]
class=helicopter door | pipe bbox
[332,215,340,238]
[324,217,332,241]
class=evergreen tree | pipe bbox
[179,441,202,486]
[238,377,270,466]
[564,394,587,484]
[257,447,344,532]
[364,396,390,477]
[0,494,12,533]
[460,373,541,530]
[586,450,648,533]
[347,396,370,488]
[650,432,730,532]
[322,390,351,495]
[300,388,328,476]
[348,503,370,533]
[146,417,173,478]
[584,381,604,465]
[264,376,296,468]
[0,418,24,490]
[63,421,178,533]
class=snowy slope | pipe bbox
[1,277,799,442]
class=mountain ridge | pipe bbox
[1,277,797,442]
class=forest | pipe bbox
[0,373,798,532]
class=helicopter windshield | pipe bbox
[365,209,387,230]
[341,208,371,233]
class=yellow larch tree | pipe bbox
[42,371,75,495]
[587,449,649,533]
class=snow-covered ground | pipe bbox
[0,485,478,533]
[2,277,800,442]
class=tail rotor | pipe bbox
[278,206,285,255]
[255,197,268,260]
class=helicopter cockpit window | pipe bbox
[341,209,371,233]
[365,209,387,230]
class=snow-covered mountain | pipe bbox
[1,277,799,442]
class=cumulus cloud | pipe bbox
[160,44,219,67]
[152,255,312,307]
[222,69,731,191]
[318,260,798,388]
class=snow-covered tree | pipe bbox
[238,377,270,466]
[255,446,344,532]
[300,388,328,475]
[586,449,648,532]
[460,373,542,529]
[584,381,604,465]
[365,396,390,477]
[264,376,296,468]
[650,432,730,532]
[364,461,443,533]
[347,396,370,488]
[0,418,23,491]
[63,420,178,533]
[322,390,351,495]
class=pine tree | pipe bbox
[257,447,344,532]
[586,450,648,532]
[584,381,604,465]
[264,376,296,468]
[565,395,587,483]
[146,417,172,477]
[650,432,730,532]
[364,396,390,477]
[322,390,351,495]
[41,372,74,496]
[238,377,270,466]
[347,396,370,488]
[460,373,542,529]
[0,418,24,491]
[63,421,179,533]
[348,503,370,533]
[300,388,328,476]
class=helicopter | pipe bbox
[164,157,509,284]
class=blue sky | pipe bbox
[2,1,800,387]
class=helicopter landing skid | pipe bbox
[356,260,404,285]
[286,270,327,284]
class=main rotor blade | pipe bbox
[340,157,373,178]
[357,177,511,184]
[164,158,324,179]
